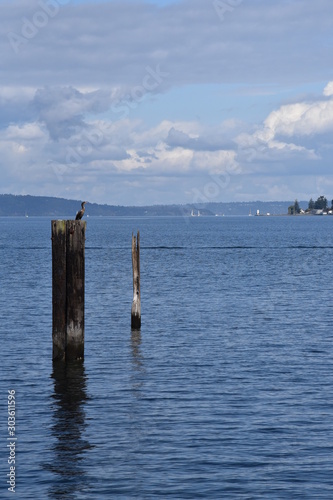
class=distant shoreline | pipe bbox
[0,194,306,217]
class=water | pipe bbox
[1,215,333,498]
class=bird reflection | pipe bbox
[45,360,92,499]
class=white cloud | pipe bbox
[264,100,333,138]
[323,81,333,97]
[235,82,333,168]
[5,123,45,140]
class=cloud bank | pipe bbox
[1,0,333,204]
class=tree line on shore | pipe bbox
[288,196,333,215]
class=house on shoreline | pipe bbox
[288,196,333,215]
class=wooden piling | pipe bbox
[131,231,141,329]
[52,220,67,360]
[52,220,86,361]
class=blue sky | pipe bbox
[1,0,333,205]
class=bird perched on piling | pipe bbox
[75,201,87,220]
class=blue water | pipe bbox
[1,215,333,498]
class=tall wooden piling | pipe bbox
[52,220,86,361]
[131,231,141,329]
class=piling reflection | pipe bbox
[129,328,146,459]
[46,360,92,499]
[131,329,144,374]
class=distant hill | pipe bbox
[0,194,300,217]
[0,194,210,217]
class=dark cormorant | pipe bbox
[75,201,86,220]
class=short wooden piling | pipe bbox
[52,220,86,361]
[131,231,141,329]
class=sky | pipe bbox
[2,0,333,206]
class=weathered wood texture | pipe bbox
[131,231,141,329]
[52,220,67,361]
[66,220,85,360]
[52,220,86,361]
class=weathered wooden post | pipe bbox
[131,231,141,329]
[52,220,67,360]
[52,220,86,361]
